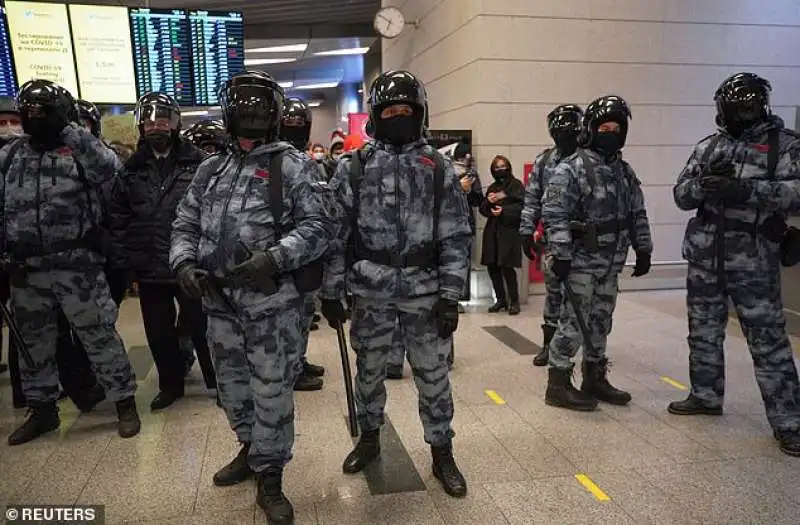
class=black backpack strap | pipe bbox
[537,148,554,187]
[268,152,285,238]
[576,149,596,195]
[1,138,24,175]
[429,150,445,246]
[766,128,780,178]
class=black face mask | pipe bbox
[25,118,61,150]
[281,127,309,150]
[552,131,578,155]
[145,131,171,153]
[491,167,510,179]
[592,131,622,156]
[375,115,420,146]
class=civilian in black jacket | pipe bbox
[108,93,216,411]
[453,144,482,307]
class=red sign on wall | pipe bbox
[348,112,370,143]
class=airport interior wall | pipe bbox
[382,0,800,266]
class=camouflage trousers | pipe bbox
[206,289,305,471]
[10,264,136,404]
[386,318,405,369]
[549,269,619,370]
[301,292,318,358]
[351,296,455,445]
[686,264,800,431]
[542,257,563,328]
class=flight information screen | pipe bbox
[0,2,17,97]
[188,10,244,106]
[129,8,193,105]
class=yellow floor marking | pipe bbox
[575,474,611,501]
[660,376,689,391]
[484,390,506,404]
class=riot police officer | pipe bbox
[185,119,228,154]
[108,93,216,411]
[670,72,800,456]
[1,79,140,444]
[541,95,653,412]
[520,104,583,367]
[170,70,336,524]
[319,70,471,498]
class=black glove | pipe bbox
[521,235,537,260]
[320,299,347,327]
[551,258,571,281]
[631,251,651,277]
[176,262,208,300]
[430,298,459,339]
[229,250,277,288]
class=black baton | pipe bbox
[0,299,34,368]
[334,321,358,437]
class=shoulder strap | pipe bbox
[1,138,24,175]
[576,149,597,194]
[700,134,723,166]
[538,148,554,182]
[429,151,445,245]
[268,152,285,238]
[767,128,780,178]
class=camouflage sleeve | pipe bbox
[673,142,707,211]
[542,162,580,261]
[0,141,8,247]
[745,134,800,212]
[520,152,546,235]
[320,157,353,301]
[61,124,122,185]
[466,166,483,208]
[627,164,654,254]
[170,157,217,270]
[438,159,472,301]
[265,158,337,273]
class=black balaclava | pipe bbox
[374,111,422,147]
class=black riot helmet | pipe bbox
[76,99,101,138]
[714,72,771,137]
[17,79,77,137]
[279,97,312,150]
[186,119,227,154]
[547,104,583,154]
[218,70,284,142]
[135,92,181,137]
[368,70,427,145]
[581,95,632,152]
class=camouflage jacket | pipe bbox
[321,139,472,301]
[0,124,122,258]
[674,116,800,272]
[169,141,337,290]
[520,146,567,236]
[542,147,653,271]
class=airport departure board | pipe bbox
[0,2,16,97]
[188,10,244,106]
[129,8,193,105]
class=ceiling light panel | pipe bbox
[314,47,370,56]
[246,43,308,53]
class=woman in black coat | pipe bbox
[480,155,525,315]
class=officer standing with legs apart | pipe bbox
[279,96,326,391]
[171,71,336,524]
[319,70,471,497]
[520,105,583,367]
[1,80,140,444]
[542,95,653,412]
[669,72,800,456]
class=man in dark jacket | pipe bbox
[108,93,216,411]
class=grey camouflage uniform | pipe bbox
[520,147,568,327]
[322,139,471,445]
[170,142,336,470]
[0,124,136,404]
[674,116,800,432]
[542,148,652,369]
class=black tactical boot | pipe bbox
[116,396,141,438]
[488,300,507,313]
[213,443,253,486]
[774,429,800,457]
[533,324,555,367]
[256,468,294,525]
[581,358,631,405]
[74,383,106,413]
[312,313,321,323]
[667,395,723,416]
[342,428,381,474]
[431,442,467,498]
[303,361,325,378]
[150,389,184,411]
[386,365,403,380]
[508,303,520,316]
[294,372,323,391]
[8,402,60,446]
[545,366,598,411]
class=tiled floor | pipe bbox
[2,290,800,525]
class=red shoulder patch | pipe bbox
[255,169,269,179]
[420,156,436,168]
[751,143,769,153]
[57,146,72,156]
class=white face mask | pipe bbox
[453,161,467,176]
[0,124,22,138]
[313,152,324,161]
[333,153,343,161]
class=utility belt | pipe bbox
[698,208,800,267]
[569,218,630,253]
[350,241,438,269]
[5,236,96,260]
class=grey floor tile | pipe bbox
[484,478,636,525]
[428,483,511,525]
[120,509,255,525]
[315,492,446,525]
[254,501,318,525]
